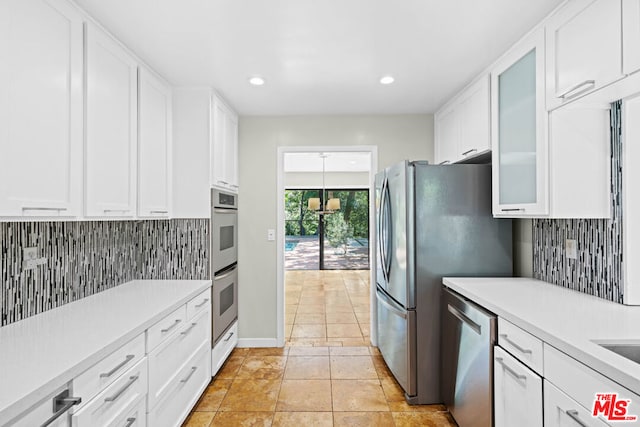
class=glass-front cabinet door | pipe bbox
[491,28,548,217]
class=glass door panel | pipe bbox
[284,189,320,270]
[322,190,369,270]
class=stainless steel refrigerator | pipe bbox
[375,160,512,404]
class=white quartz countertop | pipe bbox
[0,279,211,424]
[443,277,640,396]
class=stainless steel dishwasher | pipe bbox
[441,287,497,427]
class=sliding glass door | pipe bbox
[284,189,369,270]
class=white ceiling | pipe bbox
[284,152,371,173]
[73,0,564,116]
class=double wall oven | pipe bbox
[211,189,238,346]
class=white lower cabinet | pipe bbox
[212,320,238,377]
[494,346,543,427]
[544,380,608,427]
[71,358,148,427]
[148,342,211,427]
[9,384,74,427]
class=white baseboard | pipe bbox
[237,338,280,348]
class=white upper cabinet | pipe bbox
[492,28,548,217]
[0,0,83,218]
[623,0,640,75]
[85,23,138,218]
[138,68,172,218]
[210,94,239,191]
[546,0,624,110]
[434,75,490,165]
[458,75,491,160]
[434,104,459,165]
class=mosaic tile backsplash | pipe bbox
[533,101,623,303]
[1,219,209,326]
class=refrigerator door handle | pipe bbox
[376,289,407,319]
[383,179,392,280]
[378,178,390,283]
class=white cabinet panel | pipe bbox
[458,75,491,159]
[494,346,543,427]
[498,318,544,374]
[546,0,623,110]
[0,0,83,218]
[623,0,640,75]
[434,105,459,165]
[8,384,74,427]
[85,23,137,218]
[492,28,548,217]
[211,94,239,191]
[544,380,609,427]
[138,67,171,218]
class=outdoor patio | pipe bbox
[285,235,369,270]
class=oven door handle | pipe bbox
[213,208,237,214]
[214,265,238,281]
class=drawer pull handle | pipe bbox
[462,148,478,156]
[150,210,168,214]
[224,331,235,342]
[40,390,81,427]
[124,417,137,427]
[100,354,135,378]
[565,409,588,427]
[558,79,595,100]
[181,322,198,336]
[438,160,451,165]
[180,366,198,383]
[500,334,532,354]
[500,208,525,212]
[161,319,182,333]
[495,357,527,381]
[104,375,139,402]
[195,298,210,308]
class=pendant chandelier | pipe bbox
[307,153,340,215]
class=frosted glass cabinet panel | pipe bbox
[491,28,548,217]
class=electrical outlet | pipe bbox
[267,229,275,241]
[23,247,46,271]
[566,239,577,260]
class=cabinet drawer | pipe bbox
[147,305,187,351]
[108,395,146,427]
[71,358,147,427]
[8,384,74,427]
[73,333,145,405]
[148,342,211,427]
[187,288,211,320]
[148,308,210,409]
[212,320,238,377]
[544,344,640,420]
[544,380,609,427]
[494,346,543,427]
[498,318,543,374]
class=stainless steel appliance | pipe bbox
[211,189,238,345]
[441,287,496,427]
[375,161,511,404]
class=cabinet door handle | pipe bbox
[499,334,532,354]
[501,208,525,212]
[218,180,229,185]
[150,210,168,214]
[180,366,198,383]
[224,331,235,342]
[461,148,478,156]
[40,390,81,427]
[100,354,135,378]
[565,409,588,427]
[161,319,182,333]
[104,375,139,402]
[22,207,67,212]
[495,357,527,381]
[181,322,198,336]
[124,417,137,427]
[438,160,451,165]
[558,79,595,100]
[195,298,210,308]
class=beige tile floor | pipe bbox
[183,270,457,427]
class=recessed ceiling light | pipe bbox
[380,76,395,85]
[249,76,265,86]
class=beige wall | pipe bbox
[237,115,433,340]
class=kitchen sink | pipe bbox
[597,343,640,364]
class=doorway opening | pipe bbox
[276,147,378,347]
[284,188,369,270]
